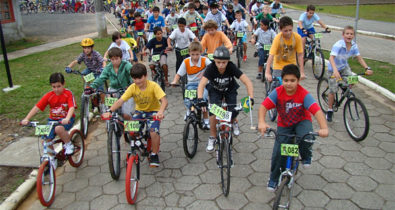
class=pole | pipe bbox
[354,0,360,42]
[95,0,108,38]
[0,22,14,88]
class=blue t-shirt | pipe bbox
[328,39,360,72]
[298,12,320,29]
[162,8,170,17]
[147,15,165,30]
[146,37,168,55]
[270,2,283,14]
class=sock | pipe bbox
[151,152,156,156]
[204,119,209,124]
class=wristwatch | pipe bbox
[365,67,371,70]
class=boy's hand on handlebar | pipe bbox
[325,27,331,33]
[258,122,270,137]
[65,67,72,73]
[155,112,164,120]
[84,87,94,95]
[21,119,29,126]
[265,73,272,82]
[318,128,329,137]
[365,69,373,76]
[332,71,341,80]
[302,28,308,35]
[102,112,111,120]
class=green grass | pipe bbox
[1,38,44,54]
[321,50,394,93]
[0,37,112,121]
[285,4,395,23]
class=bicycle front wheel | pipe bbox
[317,78,330,114]
[68,129,85,167]
[80,95,90,138]
[273,176,293,210]
[125,155,140,204]
[183,118,198,158]
[343,97,370,141]
[312,49,325,80]
[37,160,56,207]
[219,137,231,196]
[107,124,121,180]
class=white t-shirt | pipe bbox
[230,19,249,32]
[183,11,201,25]
[169,28,196,49]
[177,56,212,83]
[107,40,131,61]
[166,14,179,26]
[252,3,264,16]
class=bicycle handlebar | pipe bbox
[265,128,319,143]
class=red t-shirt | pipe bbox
[36,89,77,120]
[132,19,147,31]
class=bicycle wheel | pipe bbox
[343,97,370,141]
[181,75,187,100]
[317,78,330,114]
[183,118,198,158]
[312,48,325,80]
[125,155,140,204]
[107,124,121,180]
[237,46,242,68]
[219,137,231,196]
[80,95,90,138]
[264,80,277,122]
[37,160,56,207]
[68,129,85,167]
[272,176,293,210]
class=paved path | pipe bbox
[18,45,395,209]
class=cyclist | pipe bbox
[194,0,203,14]
[197,46,254,153]
[103,31,134,67]
[170,41,211,129]
[250,0,264,20]
[326,26,373,122]
[225,4,235,27]
[230,10,251,62]
[102,63,168,167]
[254,4,278,30]
[297,4,330,58]
[165,9,179,35]
[167,17,199,73]
[85,47,135,120]
[250,18,276,79]
[146,6,166,40]
[231,0,248,19]
[258,64,329,191]
[162,2,172,17]
[120,28,138,64]
[265,16,305,83]
[21,73,76,168]
[183,3,204,37]
[201,20,233,58]
[204,3,230,32]
[269,0,285,17]
[130,12,148,45]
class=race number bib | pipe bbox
[152,54,160,62]
[137,31,144,36]
[207,54,214,60]
[105,97,117,107]
[184,89,197,99]
[83,73,95,83]
[347,75,359,84]
[264,44,271,51]
[209,104,232,122]
[280,144,299,157]
[35,125,52,136]
[314,33,323,39]
[172,24,178,29]
[237,32,244,38]
[125,121,140,132]
[180,48,189,56]
[190,26,197,31]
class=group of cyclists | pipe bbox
[21,0,375,196]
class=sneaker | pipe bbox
[49,156,57,170]
[202,122,210,130]
[267,180,278,192]
[233,40,237,46]
[256,73,262,79]
[206,136,216,152]
[233,122,240,136]
[64,142,74,155]
[149,154,160,167]
[254,51,258,57]
[326,111,333,122]
[302,158,312,168]
[243,55,247,62]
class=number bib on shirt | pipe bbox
[209,104,232,122]
[314,33,323,39]
[105,97,117,107]
[207,54,214,60]
[190,26,197,31]
[347,75,359,84]
[280,144,299,157]
[137,31,144,36]
[172,24,178,29]
[180,48,189,56]
[184,89,197,99]
[83,73,95,83]
[125,121,140,132]
[35,125,52,136]
[264,44,271,51]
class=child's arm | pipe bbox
[329,55,341,80]
[62,107,75,125]
[21,106,40,125]
[297,52,305,80]
[156,96,168,120]
[103,50,109,67]
[258,105,270,136]
[314,110,329,137]
[171,74,181,85]
[250,34,256,44]
[102,98,126,119]
[317,20,328,30]
[128,48,134,60]
[167,37,173,49]
[356,55,373,75]
[67,60,78,69]
[197,76,209,99]
[265,54,274,81]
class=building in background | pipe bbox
[1,0,24,44]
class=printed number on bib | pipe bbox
[280,144,299,157]
[125,121,140,132]
[35,125,52,136]
[190,26,197,31]
[105,97,117,107]
[237,32,244,38]
[314,33,323,39]
[83,73,95,83]
[180,48,189,56]
[172,24,177,29]
[207,54,214,60]
[184,89,197,99]
[347,75,359,84]
[137,31,144,36]
[209,104,232,122]
[152,54,160,62]
[264,44,271,51]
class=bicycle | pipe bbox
[317,73,369,141]
[263,128,318,210]
[258,44,271,83]
[264,74,281,122]
[233,31,246,68]
[172,47,190,98]
[24,121,85,207]
[303,31,329,80]
[148,49,168,92]
[183,91,204,158]
[135,30,146,61]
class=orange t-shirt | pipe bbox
[201,31,232,54]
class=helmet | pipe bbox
[81,38,94,47]
[213,46,230,60]
[120,28,127,33]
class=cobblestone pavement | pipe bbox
[19,42,395,210]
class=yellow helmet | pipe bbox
[81,38,94,47]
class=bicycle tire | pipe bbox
[181,75,187,100]
[125,155,140,204]
[107,124,121,180]
[182,118,198,158]
[80,95,89,138]
[343,97,370,141]
[272,176,291,210]
[264,80,277,122]
[37,160,56,207]
[317,78,330,114]
[68,129,85,167]
[219,137,231,196]
[312,48,325,80]
[237,46,242,68]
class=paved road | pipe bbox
[18,43,395,209]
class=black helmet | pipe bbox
[213,46,230,60]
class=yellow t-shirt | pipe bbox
[121,80,166,112]
[269,32,303,70]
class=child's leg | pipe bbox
[55,126,71,144]
[160,55,169,83]
[295,120,314,162]
[148,114,161,154]
[269,126,293,184]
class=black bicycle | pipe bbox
[317,73,369,141]
[183,91,204,158]
[149,50,167,92]
[303,31,329,80]
[264,76,281,122]
[234,31,245,68]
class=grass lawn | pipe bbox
[0,37,112,121]
[321,50,394,93]
[0,38,44,54]
[285,4,395,23]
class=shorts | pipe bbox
[297,27,315,38]
[108,87,135,117]
[328,66,352,93]
[132,111,160,133]
[82,68,104,91]
[208,88,239,120]
[132,51,138,62]
[184,82,208,109]
[45,117,75,140]
[150,54,167,67]
[258,48,269,67]
[240,34,247,43]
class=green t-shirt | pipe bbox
[256,13,273,22]
[90,61,133,90]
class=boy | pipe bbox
[250,18,276,79]
[120,28,138,64]
[165,9,179,35]
[146,6,166,40]
[232,0,247,18]
[258,64,328,191]
[170,41,211,128]
[144,27,170,86]
[326,26,373,122]
[270,0,285,17]
[21,73,76,168]
[200,5,208,19]
[130,12,148,44]
[265,16,305,82]
[85,47,135,119]
[183,4,204,37]
[201,20,233,58]
[102,63,168,167]
[225,4,235,26]
[103,31,134,67]
[254,4,278,28]
[167,17,199,73]
[197,46,254,153]
[204,3,230,31]
[194,0,203,14]
[162,3,172,17]
[230,10,251,62]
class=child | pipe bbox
[200,5,208,19]
[165,9,179,35]
[162,3,172,17]
[201,20,233,58]
[146,6,166,40]
[270,0,285,17]
[197,46,254,153]
[204,3,229,31]
[194,0,203,14]
[254,4,278,28]
[103,31,134,67]
[21,73,76,168]
[167,17,199,73]
[258,64,328,191]
[326,26,373,122]
[170,41,211,129]
[102,63,168,167]
[250,18,276,79]
[225,4,235,26]
[183,4,204,37]
[251,0,264,18]
[232,0,247,18]
[120,28,138,64]
[230,10,251,62]
[130,12,148,44]
[144,27,170,86]
[145,6,153,19]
